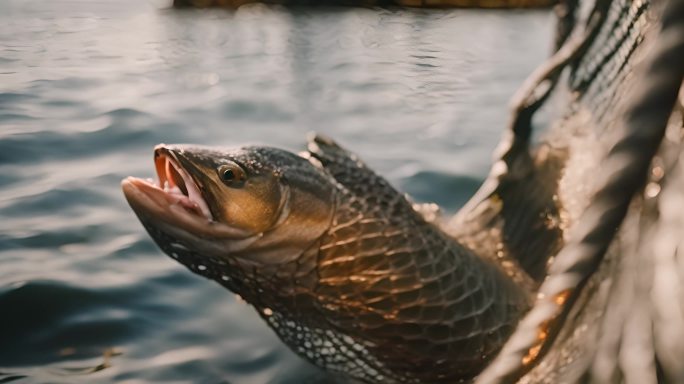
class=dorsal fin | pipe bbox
[305,133,437,224]
[306,133,395,197]
[305,133,375,188]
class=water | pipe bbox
[0,1,553,382]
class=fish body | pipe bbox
[122,135,543,383]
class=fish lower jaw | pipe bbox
[161,181,209,219]
[124,176,210,221]
[121,177,253,239]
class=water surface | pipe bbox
[0,1,552,382]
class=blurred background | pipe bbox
[0,1,553,382]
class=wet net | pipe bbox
[473,0,684,382]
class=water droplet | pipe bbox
[262,308,273,316]
[645,182,661,198]
[198,265,207,271]
[652,165,664,180]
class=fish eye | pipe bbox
[218,162,246,187]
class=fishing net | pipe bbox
[473,0,684,382]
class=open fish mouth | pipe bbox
[122,145,281,241]
[152,147,213,221]
[122,147,212,222]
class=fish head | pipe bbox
[121,144,337,278]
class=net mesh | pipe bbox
[475,0,684,382]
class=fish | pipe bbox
[121,134,542,383]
